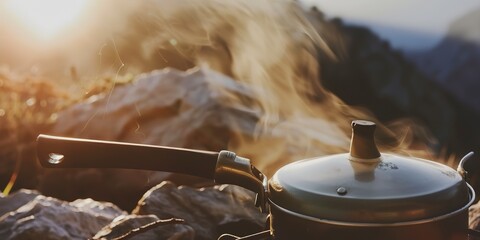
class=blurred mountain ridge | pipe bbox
[306,7,480,155]
[340,19,443,51]
[406,7,480,114]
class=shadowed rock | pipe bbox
[0,189,40,217]
[132,182,266,240]
[0,192,125,240]
[92,215,194,240]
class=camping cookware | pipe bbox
[36,120,478,240]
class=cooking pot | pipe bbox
[36,120,479,240]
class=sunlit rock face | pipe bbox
[47,68,258,148]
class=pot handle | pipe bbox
[457,151,475,182]
[36,134,268,212]
[214,151,268,212]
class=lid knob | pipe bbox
[350,120,381,160]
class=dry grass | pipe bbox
[0,69,137,195]
[0,75,66,194]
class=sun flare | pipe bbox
[5,0,89,40]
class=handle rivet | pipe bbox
[48,153,64,164]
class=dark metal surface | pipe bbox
[269,153,471,223]
[37,134,220,178]
[268,198,471,240]
[219,229,480,240]
[468,229,480,238]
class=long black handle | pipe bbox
[37,134,269,212]
[36,134,219,179]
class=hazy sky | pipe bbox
[300,0,480,50]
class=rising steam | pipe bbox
[114,0,432,173]
[2,0,435,174]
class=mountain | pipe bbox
[305,8,480,155]
[407,8,480,114]
[337,20,443,51]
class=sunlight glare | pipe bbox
[6,0,89,40]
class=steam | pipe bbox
[113,0,428,173]
[132,0,355,172]
[2,0,435,174]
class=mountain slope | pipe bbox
[306,8,480,155]
[408,8,480,113]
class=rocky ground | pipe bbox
[0,183,265,240]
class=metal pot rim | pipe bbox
[268,183,475,227]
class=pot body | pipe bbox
[268,184,475,240]
[270,203,468,240]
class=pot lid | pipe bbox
[268,120,471,223]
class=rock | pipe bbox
[470,201,480,230]
[39,67,259,210]
[0,189,39,217]
[48,67,257,146]
[0,192,125,240]
[93,215,194,240]
[470,201,480,240]
[133,181,266,240]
